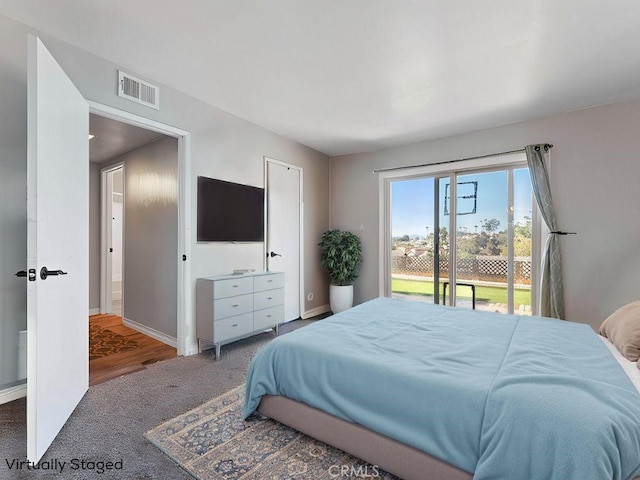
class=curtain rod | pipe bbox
[372,143,553,174]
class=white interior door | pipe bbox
[266,160,301,322]
[103,169,114,313]
[27,36,89,462]
[111,169,124,295]
[101,166,123,314]
[112,200,123,300]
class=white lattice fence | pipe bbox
[392,255,531,284]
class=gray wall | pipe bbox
[89,163,100,311]
[0,76,27,388]
[0,14,329,382]
[330,97,640,330]
[119,137,178,338]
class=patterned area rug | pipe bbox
[145,385,399,480]
[89,324,139,360]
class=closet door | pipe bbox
[266,159,301,322]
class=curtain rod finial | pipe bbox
[534,143,553,152]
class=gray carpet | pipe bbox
[0,319,318,479]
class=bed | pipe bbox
[243,297,640,480]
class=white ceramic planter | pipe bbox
[330,284,353,314]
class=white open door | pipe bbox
[266,159,302,322]
[26,36,89,462]
[100,165,123,315]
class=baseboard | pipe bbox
[89,308,100,316]
[122,317,177,348]
[0,383,27,406]
[302,304,331,319]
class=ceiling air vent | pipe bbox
[118,71,160,110]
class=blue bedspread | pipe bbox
[243,297,640,479]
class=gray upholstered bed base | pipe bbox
[258,395,472,480]
[258,396,640,480]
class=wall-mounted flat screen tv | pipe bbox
[197,176,264,242]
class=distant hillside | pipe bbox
[392,234,426,241]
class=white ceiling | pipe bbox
[89,114,165,163]
[2,1,640,156]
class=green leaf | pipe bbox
[318,229,362,286]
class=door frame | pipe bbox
[89,101,194,356]
[263,156,304,321]
[379,152,542,315]
[99,162,124,316]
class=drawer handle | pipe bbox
[232,323,239,327]
[232,285,238,288]
[267,280,273,283]
[267,297,272,300]
[266,314,272,318]
[232,304,239,307]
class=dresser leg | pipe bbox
[274,324,279,336]
[215,343,221,360]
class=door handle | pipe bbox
[40,267,68,280]
[15,269,37,281]
[269,252,282,258]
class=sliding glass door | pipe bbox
[390,177,439,303]
[389,164,534,315]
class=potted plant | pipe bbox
[319,229,362,313]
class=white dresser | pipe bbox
[196,271,284,359]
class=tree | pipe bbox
[481,218,501,234]
[399,234,410,242]
[500,217,532,257]
[456,234,478,259]
[439,227,448,244]
[514,216,532,239]
[513,216,532,257]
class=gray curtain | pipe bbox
[525,144,565,319]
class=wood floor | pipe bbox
[89,314,177,386]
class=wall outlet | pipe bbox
[307,292,314,301]
[359,223,365,231]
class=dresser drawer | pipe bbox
[254,305,283,331]
[254,288,284,311]
[214,293,253,320]
[214,313,253,341]
[254,273,284,292]
[213,277,253,299]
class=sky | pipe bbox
[391,168,532,237]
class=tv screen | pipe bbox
[197,176,264,242]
